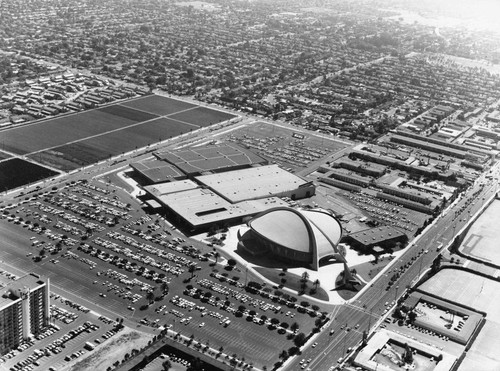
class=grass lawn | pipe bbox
[255,267,330,302]
[352,258,392,282]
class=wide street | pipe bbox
[286,166,500,370]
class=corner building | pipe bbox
[0,273,49,355]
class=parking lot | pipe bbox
[225,121,347,172]
[0,292,118,371]
[0,177,323,368]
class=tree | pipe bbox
[291,322,299,332]
[214,251,220,265]
[313,279,320,291]
[403,343,413,364]
[408,311,417,323]
[162,360,172,371]
[293,332,307,347]
[227,258,237,267]
[279,350,288,360]
[187,357,202,371]
[431,254,442,273]
[161,282,169,296]
[188,265,196,279]
[146,291,155,304]
[300,271,309,291]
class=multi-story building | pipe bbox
[0,273,50,355]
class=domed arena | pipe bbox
[238,207,343,270]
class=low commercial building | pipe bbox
[343,225,408,252]
[323,169,372,188]
[354,329,457,371]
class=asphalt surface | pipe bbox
[286,167,500,371]
[2,108,499,370]
[0,177,320,368]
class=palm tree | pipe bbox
[313,279,320,291]
[301,271,309,282]
[188,265,196,279]
[300,271,309,291]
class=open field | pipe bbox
[0,158,59,191]
[68,328,153,371]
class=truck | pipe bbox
[84,341,95,351]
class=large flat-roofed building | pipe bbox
[144,180,288,231]
[195,164,315,203]
[241,207,343,270]
[156,143,268,176]
[0,273,49,355]
[141,158,316,232]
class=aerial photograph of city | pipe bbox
[1,0,500,370]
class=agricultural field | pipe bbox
[120,94,196,116]
[169,106,236,127]
[0,108,148,154]
[31,117,200,171]
[0,151,12,160]
[0,158,59,191]
[0,95,238,185]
